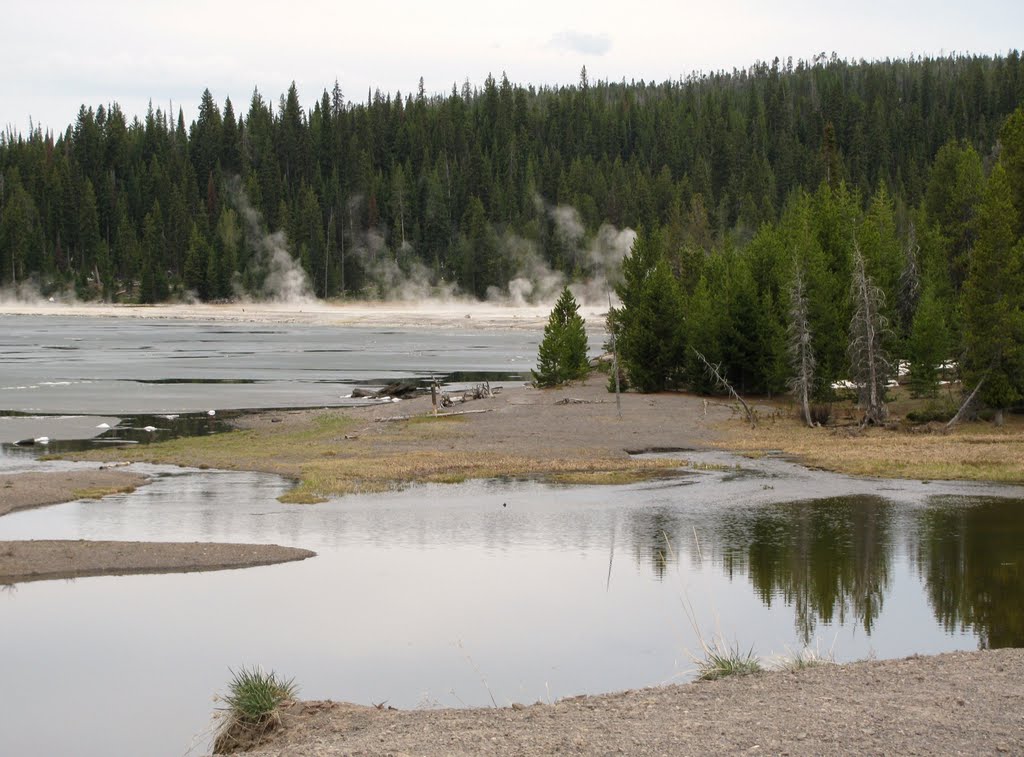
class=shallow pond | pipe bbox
[1,455,1022,756]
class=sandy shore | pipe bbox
[0,468,316,584]
[0,540,315,585]
[238,649,1024,756]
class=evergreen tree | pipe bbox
[183,223,211,298]
[907,286,950,398]
[532,286,589,387]
[960,164,1024,424]
[614,230,685,392]
[0,170,40,287]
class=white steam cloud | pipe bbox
[228,178,315,305]
[485,198,635,307]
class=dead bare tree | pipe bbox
[946,373,987,430]
[848,242,892,426]
[787,265,816,427]
[607,291,622,419]
[897,221,922,337]
[691,348,756,428]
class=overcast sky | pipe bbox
[3,0,1022,134]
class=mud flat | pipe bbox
[0,468,149,516]
[0,540,315,585]
[239,649,1024,756]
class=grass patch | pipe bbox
[68,408,681,503]
[694,639,763,681]
[716,403,1024,483]
[214,667,297,754]
[71,484,137,500]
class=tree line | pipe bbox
[611,104,1024,419]
[1,52,1023,306]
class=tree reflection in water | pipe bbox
[624,496,895,644]
[717,496,893,644]
[912,496,1024,649]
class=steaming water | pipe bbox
[2,315,1024,757]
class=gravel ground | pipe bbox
[241,649,1024,756]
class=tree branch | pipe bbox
[691,348,756,428]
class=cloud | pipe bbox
[549,30,613,57]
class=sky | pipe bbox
[2,0,1022,135]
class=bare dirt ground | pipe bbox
[241,649,1024,756]
[0,540,314,585]
[236,375,734,464]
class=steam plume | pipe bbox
[227,178,315,304]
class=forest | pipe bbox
[1,52,1023,409]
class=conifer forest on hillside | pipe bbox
[2,52,1023,408]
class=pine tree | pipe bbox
[184,223,211,298]
[615,230,686,393]
[960,163,1024,425]
[907,286,950,398]
[532,286,589,387]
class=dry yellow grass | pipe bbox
[717,410,1024,483]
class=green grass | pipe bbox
[694,640,763,681]
[214,667,297,753]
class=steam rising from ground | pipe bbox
[490,201,635,307]
[343,194,634,308]
[348,225,460,302]
[228,179,315,305]
[0,279,78,306]
[4,186,634,313]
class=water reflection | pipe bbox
[913,497,1024,648]
[710,497,893,643]
[624,493,1024,650]
[3,465,1024,757]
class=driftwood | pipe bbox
[351,380,422,400]
[692,348,756,428]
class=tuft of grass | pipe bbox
[694,639,763,681]
[213,667,297,754]
[770,645,836,672]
